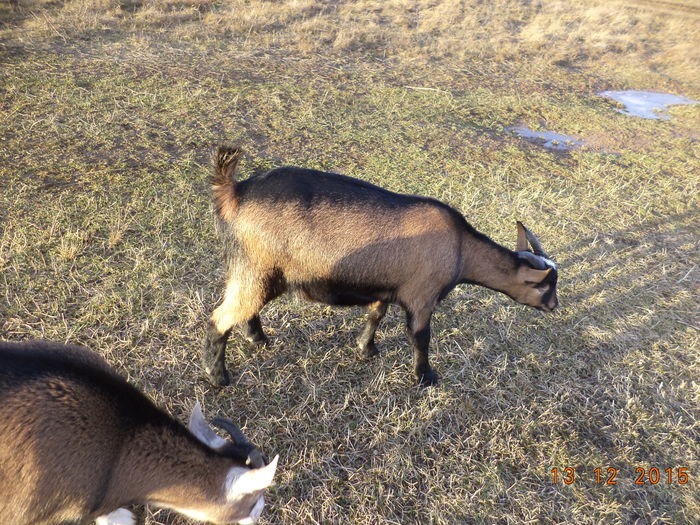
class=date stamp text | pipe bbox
[550,467,690,485]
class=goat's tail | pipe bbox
[211,144,243,221]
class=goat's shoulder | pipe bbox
[408,195,479,234]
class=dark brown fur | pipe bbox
[203,146,558,387]
[0,340,274,525]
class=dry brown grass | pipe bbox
[8,0,699,87]
[1,0,699,523]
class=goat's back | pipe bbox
[0,341,165,525]
[229,168,465,288]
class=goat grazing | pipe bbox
[0,340,278,525]
[203,146,558,387]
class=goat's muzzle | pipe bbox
[539,295,558,312]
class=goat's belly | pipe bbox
[295,280,392,306]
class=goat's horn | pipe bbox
[518,250,547,270]
[211,417,250,445]
[211,417,266,468]
[521,224,548,257]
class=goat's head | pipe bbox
[508,221,558,312]
[187,403,278,524]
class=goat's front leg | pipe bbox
[356,301,388,358]
[406,308,437,387]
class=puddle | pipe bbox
[599,90,698,120]
[507,125,584,151]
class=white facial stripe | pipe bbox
[177,509,208,520]
[250,495,265,519]
[155,504,210,521]
[95,508,135,525]
[225,465,248,495]
[238,495,265,525]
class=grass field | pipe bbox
[1,0,699,523]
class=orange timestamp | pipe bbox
[551,467,690,485]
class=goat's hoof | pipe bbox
[416,369,438,387]
[246,334,269,347]
[206,367,231,387]
[358,341,379,358]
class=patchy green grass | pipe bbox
[1,1,699,523]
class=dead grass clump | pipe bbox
[217,0,698,83]
[6,0,699,85]
[56,229,91,260]
[131,0,219,30]
[22,0,122,39]
[198,0,321,43]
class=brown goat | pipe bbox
[203,146,558,387]
[0,340,278,525]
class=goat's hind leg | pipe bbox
[243,315,268,346]
[203,277,265,386]
[356,300,388,358]
[243,270,286,346]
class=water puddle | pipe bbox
[507,125,584,151]
[599,90,698,120]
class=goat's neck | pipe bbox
[107,425,231,511]
[460,229,517,292]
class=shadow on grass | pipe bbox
[372,209,698,521]
[222,209,696,521]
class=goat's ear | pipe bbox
[516,221,530,252]
[228,455,279,498]
[519,266,551,283]
[188,402,228,449]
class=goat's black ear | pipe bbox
[516,221,530,252]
